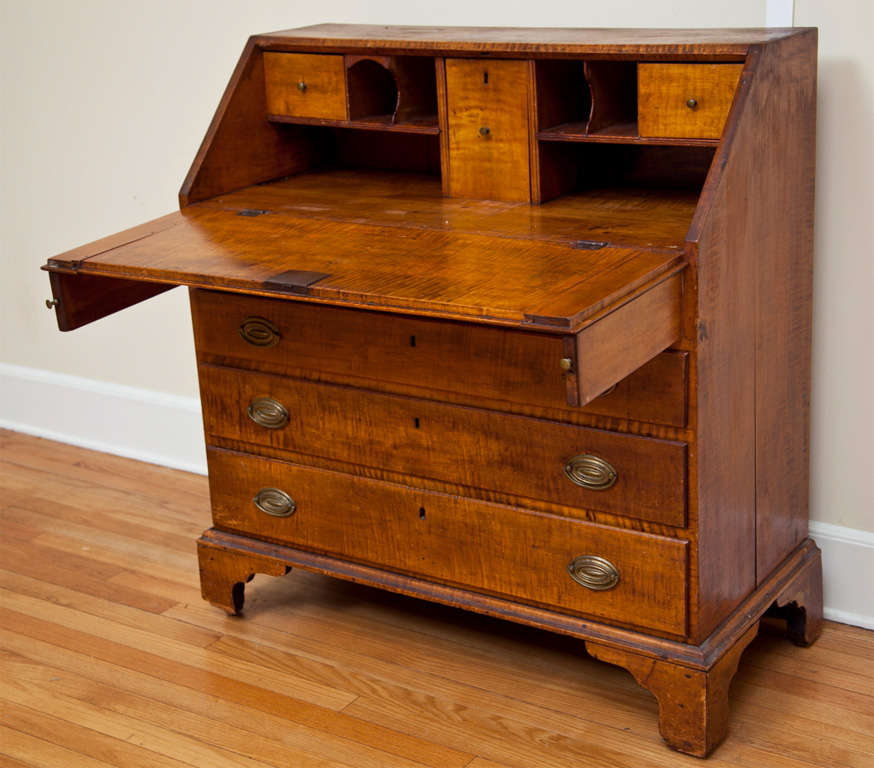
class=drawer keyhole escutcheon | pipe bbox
[253,487,296,517]
[564,454,617,490]
[240,316,280,347]
[247,397,289,429]
[567,555,620,591]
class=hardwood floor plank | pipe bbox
[0,673,286,768]
[0,648,437,768]
[27,533,195,587]
[107,570,204,605]
[0,620,471,768]
[1,494,194,553]
[0,700,194,768]
[0,538,174,614]
[0,596,356,711]
[0,723,119,768]
[0,429,207,503]
[0,570,217,648]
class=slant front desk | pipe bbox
[44,25,821,757]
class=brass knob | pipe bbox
[45,298,59,309]
[297,80,307,92]
[564,454,617,490]
[239,316,280,348]
[479,126,491,137]
[568,555,620,591]
[559,357,573,372]
[247,397,289,429]
[253,487,296,517]
[686,98,698,109]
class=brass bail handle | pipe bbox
[567,555,620,591]
[247,397,289,429]
[253,487,296,517]
[564,454,618,490]
[240,316,280,347]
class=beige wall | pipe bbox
[2,2,871,531]
[794,0,874,530]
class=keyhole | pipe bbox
[483,70,489,85]
[410,335,416,347]
[414,417,420,429]
[419,507,426,520]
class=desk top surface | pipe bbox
[46,170,688,332]
[258,24,810,58]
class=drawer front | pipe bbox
[208,448,688,635]
[199,365,687,526]
[638,63,742,139]
[264,53,348,120]
[446,59,531,202]
[190,289,687,426]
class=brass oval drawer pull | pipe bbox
[253,487,296,517]
[239,316,280,347]
[567,555,620,591]
[247,397,289,429]
[564,454,617,490]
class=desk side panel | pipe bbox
[689,30,817,641]
[749,33,816,579]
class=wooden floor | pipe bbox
[1,428,872,768]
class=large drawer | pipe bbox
[207,448,688,636]
[190,289,688,427]
[199,365,687,526]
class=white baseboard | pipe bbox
[1,363,871,630]
[0,362,206,475]
[809,520,874,630]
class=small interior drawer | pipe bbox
[445,58,531,202]
[207,448,688,636]
[264,52,348,120]
[638,63,742,139]
[198,365,688,527]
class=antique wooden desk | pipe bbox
[43,25,822,757]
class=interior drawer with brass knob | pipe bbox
[191,289,688,427]
[207,447,689,637]
[199,364,687,527]
[445,58,532,201]
[264,52,348,120]
[638,63,743,139]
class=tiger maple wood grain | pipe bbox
[263,52,348,120]
[638,63,743,139]
[445,59,532,202]
[206,448,688,635]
